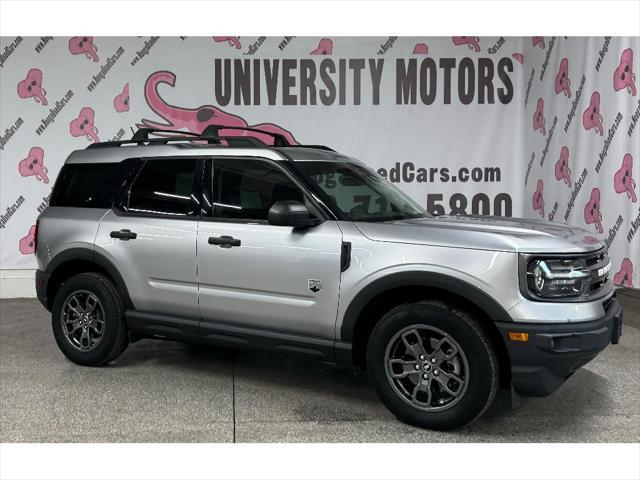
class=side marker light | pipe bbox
[508,332,529,342]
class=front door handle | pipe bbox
[208,235,241,248]
[110,229,137,240]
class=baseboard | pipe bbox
[0,269,36,298]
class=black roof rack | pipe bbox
[283,145,335,152]
[87,127,215,149]
[86,125,334,152]
[200,125,293,147]
[130,128,200,142]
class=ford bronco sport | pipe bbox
[34,126,623,430]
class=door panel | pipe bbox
[197,220,343,339]
[95,211,199,317]
[93,156,201,317]
[196,156,343,340]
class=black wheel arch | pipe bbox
[341,271,513,386]
[45,248,133,310]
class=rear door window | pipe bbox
[124,158,199,217]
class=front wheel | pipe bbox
[367,300,498,430]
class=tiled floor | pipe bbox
[1,290,638,442]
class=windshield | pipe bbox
[295,160,430,222]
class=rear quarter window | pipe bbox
[50,160,138,208]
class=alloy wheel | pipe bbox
[60,290,105,352]
[384,325,469,412]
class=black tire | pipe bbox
[367,300,498,430]
[51,272,129,366]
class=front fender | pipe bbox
[339,269,513,342]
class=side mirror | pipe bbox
[268,201,322,228]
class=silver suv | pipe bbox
[35,126,623,430]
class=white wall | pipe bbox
[1,36,638,298]
[0,270,35,298]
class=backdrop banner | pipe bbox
[1,36,638,287]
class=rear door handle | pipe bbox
[208,235,241,248]
[110,229,137,240]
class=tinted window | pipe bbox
[50,162,133,208]
[295,161,428,222]
[126,158,198,216]
[211,159,304,221]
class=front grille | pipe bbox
[585,250,607,267]
[584,249,611,295]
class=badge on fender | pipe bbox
[308,279,322,293]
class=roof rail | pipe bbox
[200,125,290,147]
[130,128,200,142]
[283,144,335,152]
[85,125,334,152]
[86,127,218,149]
[86,136,269,150]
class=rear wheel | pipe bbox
[367,300,498,430]
[52,272,129,366]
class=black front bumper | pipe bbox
[35,269,51,310]
[496,297,623,397]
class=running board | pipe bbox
[125,310,352,363]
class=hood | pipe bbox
[354,215,605,253]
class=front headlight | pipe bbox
[526,258,591,298]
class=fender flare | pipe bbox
[340,271,513,342]
[46,248,133,308]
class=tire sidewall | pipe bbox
[52,274,123,366]
[367,303,496,430]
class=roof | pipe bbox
[65,143,354,165]
[65,126,353,164]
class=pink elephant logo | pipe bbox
[532,37,545,49]
[18,147,48,184]
[613,258,634,287]
[68,36,99,62]
[114,83,129,112]
[613,48,636,96]
[582,92,604,136]
[138,71,297,145]
[19,225,37,255]
[452,36,480,52]
[533,98,546,135]
[584,188,603,233]
[555,58,572,97]
[70,107,100,143]
[512,53,524,65]
[213,36,241,49]
[310,38,333,55]
[555,146,572,187]
[17,68,48,106]
[614,154,637,203]
[532,179,545,217]
[413,43,429,55]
